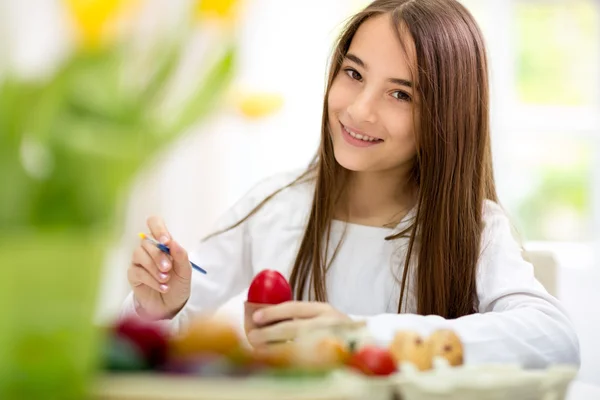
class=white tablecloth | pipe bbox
[567,381,600,399]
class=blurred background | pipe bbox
[1,0,599,393]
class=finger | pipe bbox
[168,240,191,280]
[253,301,327,325]
[247,319,303,346]
[249,317,346,347]
[146,215,171,245]
[128,265,169,294]
[141,239,172,273]
[132,246,170,284]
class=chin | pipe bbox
[330,129,370,172]
[332,146,372,172]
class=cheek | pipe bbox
[386,110,415,142]
[384,110,418,155]
[328,77,351,115]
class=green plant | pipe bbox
[0,1,238,397]
[0,38,235,230]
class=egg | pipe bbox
[104,334,148,371]
[170,316,241,358]
[115,316,168,368]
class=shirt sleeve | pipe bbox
[120,172,299,336]
[350,201,581,368]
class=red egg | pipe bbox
[247,270,293,304]
[346,346,398,376]
[115,316,168,368]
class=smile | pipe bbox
[340,123,383,148]
[342,124,382,142]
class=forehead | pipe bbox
[347,14,416,80]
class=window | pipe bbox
[506,135,593,241]
[501,0,599,243]
[515,0,599,106]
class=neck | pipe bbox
[337,167,417,227]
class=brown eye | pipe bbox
[444,345,452,352]
[415,338,423,345]
[392,90,412,102]
[344,68,362,81]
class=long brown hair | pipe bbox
[210,0,497,319]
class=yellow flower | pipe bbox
[235,92,284,119]
[63,0,133,48]
[195,0,241,23]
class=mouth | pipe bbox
[341,123,383,142]
[339,122,384,147]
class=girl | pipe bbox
[122,0,580,368]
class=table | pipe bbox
[94,373,597,399]
[566,381,600,399]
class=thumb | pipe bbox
[169,240,191,279]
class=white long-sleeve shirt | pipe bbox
[121,170,580,368]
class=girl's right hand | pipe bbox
[127,216,192,320]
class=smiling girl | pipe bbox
[122,0,580,367]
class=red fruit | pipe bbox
[116,316,168,367]
[247,270,292,304]
[347,346,397,376]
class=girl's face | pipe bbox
[328,14,418,174]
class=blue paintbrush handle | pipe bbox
[155,242,207,274]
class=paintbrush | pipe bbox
[138,233,207,274]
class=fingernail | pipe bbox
[161,259,171,271]
[253,311,263,323]
[159,236,169,244]
[159,284,168,292]
[159,273,168,281]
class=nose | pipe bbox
[347,89,378,124]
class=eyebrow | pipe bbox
[345,53,413,88]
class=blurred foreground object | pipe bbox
[64,0,137,48]
[195,0,241,25]
[235,91,284,119]
[0,0,237,398]
[92,316,578,400]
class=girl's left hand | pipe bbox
[246,301,351,347]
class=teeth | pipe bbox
[344,126,378,142]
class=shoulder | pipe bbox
[476,202,550,312]
[482,199,506,221]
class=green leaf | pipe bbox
[166,42,236,137]
[137,39,186,109]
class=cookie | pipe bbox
[389,331,432,371]
[428,329,464,366]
